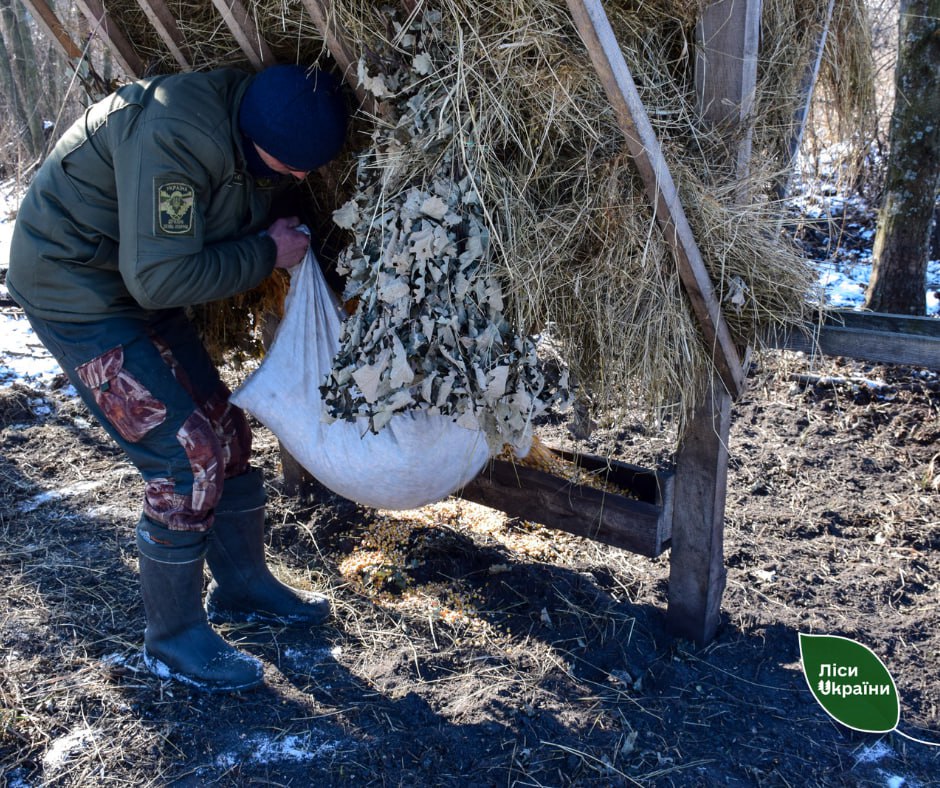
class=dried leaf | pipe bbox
[332,200,360,230]
[413,52,433,75]
[420,195,448,220]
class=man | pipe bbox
[7,64,349,692]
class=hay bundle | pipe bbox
[322,0,831,433]
[100,0,874,436]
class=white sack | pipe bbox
[231,249,491,510]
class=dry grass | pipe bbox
[321,0,829,427]
[88,0,877,436]
[1,353,938,783]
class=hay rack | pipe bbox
[21,0,940,645]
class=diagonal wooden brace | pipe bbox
[136,0,193,71]
[211,0,276,70]
[300,0,376,114]
[566,0,746,399]
[19,0,83,60]
[18,0,109,98]
[74,0,146,79]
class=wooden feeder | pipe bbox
[21,0,938,647]
[461,447,675,559]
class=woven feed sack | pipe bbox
[231,249,491,509]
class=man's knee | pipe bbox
[142,410,225,532]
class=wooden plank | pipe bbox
[565,0,746,399]
[211,0,275,70]
[666,379,731,643]
[74,0,146,79]
[19,0,109,98]
[300,0,375,113]
[768,311,940,370]
[775,0,835,198]
[460,450,674,558]
[136,0,192,70]
[19,0,83,59]
[827,309,940,337]
[695,0,762,177]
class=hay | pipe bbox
[188,268,290,364]
[323,0,825,430]
[95,0,875,436]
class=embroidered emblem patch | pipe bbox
[156,181,195,236]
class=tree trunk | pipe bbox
[864,0,940,315]
[0,4,31,168]
[0,19,15,116]
[0,0,45,158]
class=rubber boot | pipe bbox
[139,554,264,692]
[205,505,330,627]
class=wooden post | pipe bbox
[666,380,731,643]
[211,0,275,70]
[660,0,761,642]
[695,0,762,177]
[136,0,193,71]
[74,0,146,79]
[565,0,745,399]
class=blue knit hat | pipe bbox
[239,65,348,171]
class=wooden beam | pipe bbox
[19,0,109,99]
[666,379,731,643]
[565,0,746,399]
[767,310,940,370]
[460,449,674,558]
[211,0,275,70]
[695,0,762,177]
[300,0,374,113]
[664,0,761,644]
[20,0,83,60]
[136,0,192,71]
[74,0,146,79]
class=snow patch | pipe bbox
[215,732,348,768]
[856,740,894,764]
[42,727,100,772]
[0,313,63,388]
[19,478,109,512]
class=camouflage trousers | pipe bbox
[25,308,263,563]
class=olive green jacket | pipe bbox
[8,69,280,321]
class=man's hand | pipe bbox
[267,217,310,269]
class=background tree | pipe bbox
[0,0,80,181]
[0,0,46,162]
[864,0,940,315]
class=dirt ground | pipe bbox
[0,339,937,787]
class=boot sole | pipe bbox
[142,648,264,693]
[205,604,329,628]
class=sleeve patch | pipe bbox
[155,180,196,236]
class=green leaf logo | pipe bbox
[798,633,900,733]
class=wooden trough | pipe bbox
[461,448,675,559]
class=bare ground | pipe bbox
[0,347,938,787]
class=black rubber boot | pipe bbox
[139,554,264,692]
[205,505,330,627]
